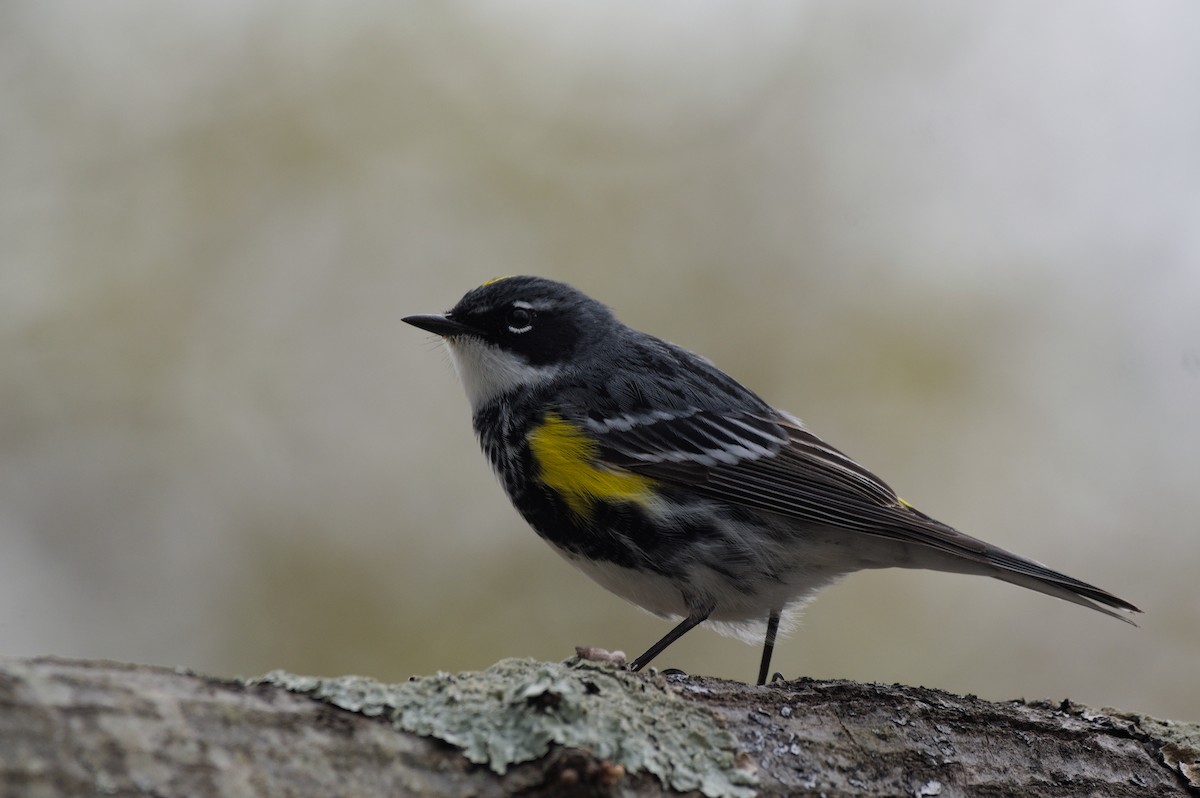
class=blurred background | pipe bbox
[2,1,1198,721]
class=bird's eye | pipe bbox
[506,306,534,333]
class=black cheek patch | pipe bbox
[517,318,580,366]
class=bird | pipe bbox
[403,275,1140,685]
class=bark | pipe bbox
[1,655,1196,798]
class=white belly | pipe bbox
[555,545,850,645]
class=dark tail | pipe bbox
[982,543,1141,625]
[878,507,1142,624]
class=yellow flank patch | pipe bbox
[898,497,914,509]
[528,413,655,518]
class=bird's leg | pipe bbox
[756,609,781,686]
[628,609,711,673]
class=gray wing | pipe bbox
[590,408,1141,621]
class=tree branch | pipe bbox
[2,656,1196,797]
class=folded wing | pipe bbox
[590,408,1140,622]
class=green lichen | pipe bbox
[252,658,757,798]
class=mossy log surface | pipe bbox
[1,656,1196,797]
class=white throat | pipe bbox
[444,336,560,411]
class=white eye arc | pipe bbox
[506,303,535,334]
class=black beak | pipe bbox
[402,313,476,338]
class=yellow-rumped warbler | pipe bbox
[404,276,1139,685]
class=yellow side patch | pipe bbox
[528,413,655,518]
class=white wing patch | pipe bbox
[588,409,787,467]
[586,410,682,433]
